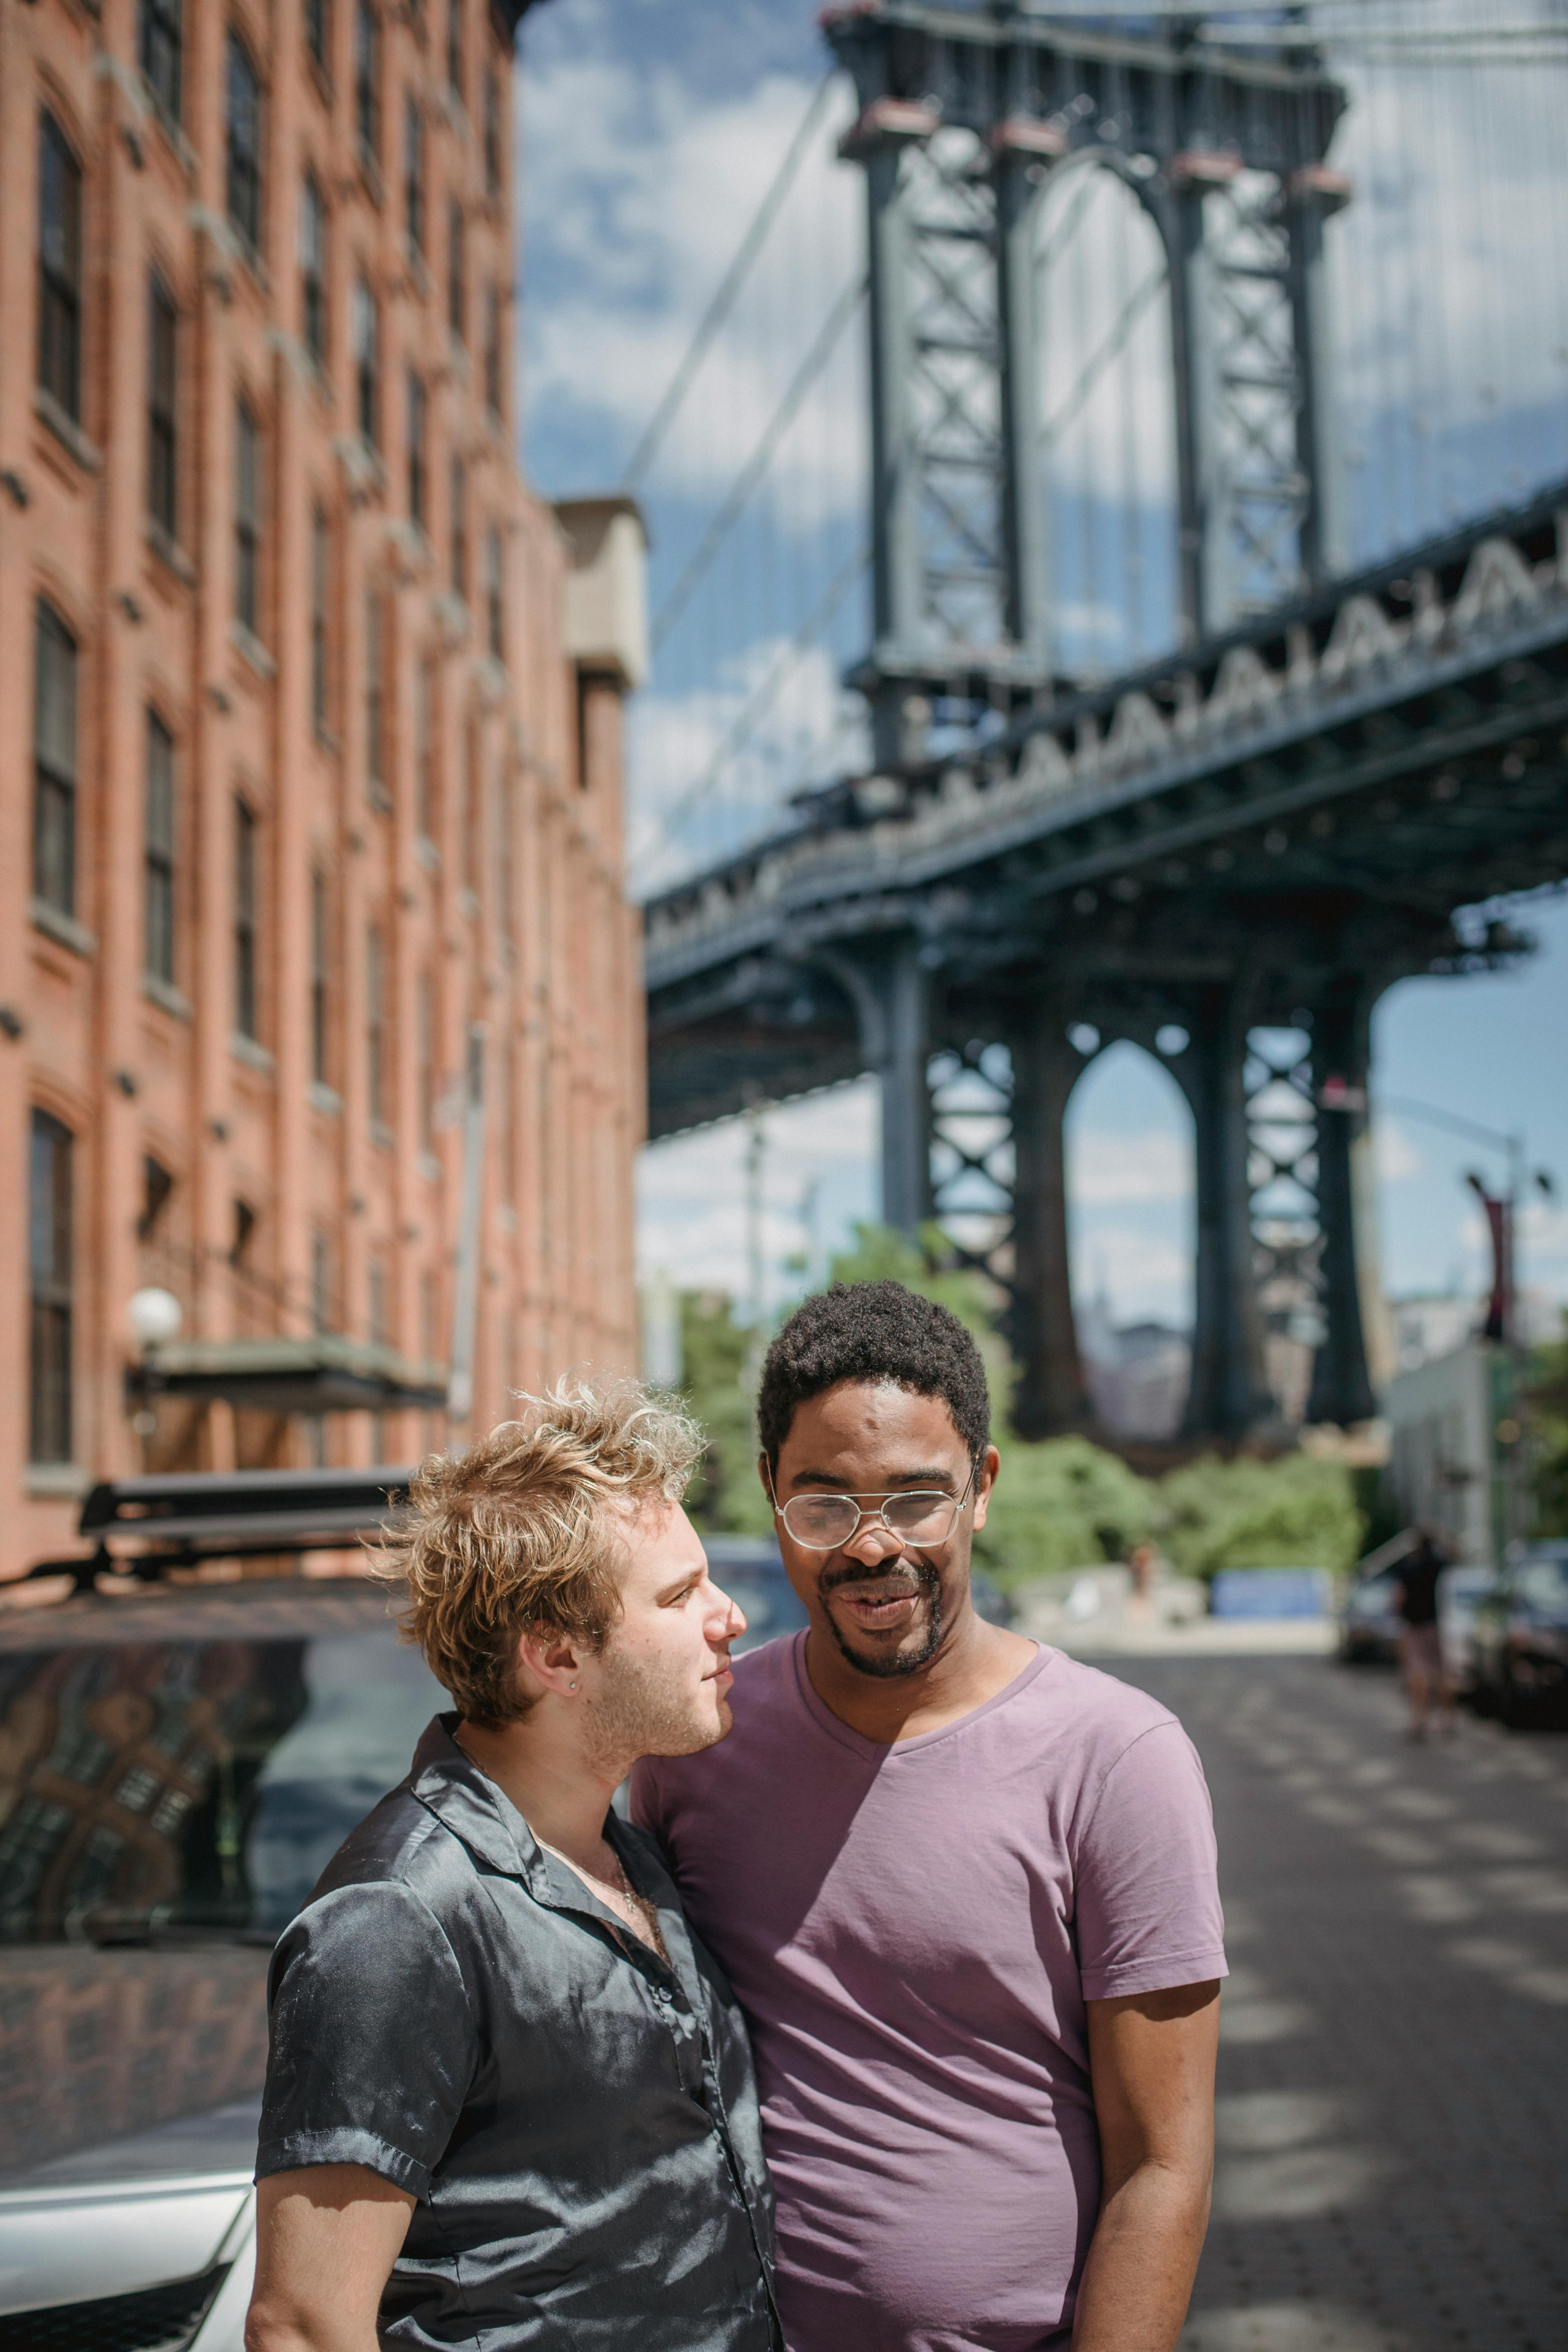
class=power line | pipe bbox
[619,71,839,493]
[650,272,869,655]
[1042,263,1169,446]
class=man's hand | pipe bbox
[246,2166,416,2352]
[1073,1980,1221,2352]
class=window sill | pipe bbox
[333,434,387,500]
[143,974,191,1020]
[26,1463,89,1499]
[145,517,197,584]
[371,1120,396,1152]
[368,781,394,817]
[414,835,441,875]
[417,1150,442,1184]
[34,386,103,474]
[309,1080,343,1116]
[314,722,342,756]
[31,899,97,959]
[357,143,386,207]
[231,1031,275,1075]
[432,590,470,646]
[457,886,480,922]
[230,621,277,679]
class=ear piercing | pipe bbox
[569,1681,578,1691]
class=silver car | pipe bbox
[0,1576,444,2346]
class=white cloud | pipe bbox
[1069,1127,1192,1205]
[1070,1223,1192,1323]
[1374,1119,1424,1182]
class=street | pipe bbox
[1102,1656,1568,2352]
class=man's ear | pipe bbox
[515,1626,584,1699]
[757,1452,775,1504]
[971,1444,1001,1534]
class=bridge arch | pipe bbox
[1031,157,1179,677]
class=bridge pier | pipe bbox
[1009,1004,1093,1440]
[1175,984,1275,1437]
[1306,984,1381,1427]
[819,938,932,1238]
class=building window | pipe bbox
[37,115,83,424]
[369,1251,388,1347]
[447,198,465,342]
[404,94,424,256]
[305,0,328,71]
[483,280,502,419]
[407,370,426,534]
[139,1155,174,1242]
[450,453,467,601]
[354,0,379,167]
[310,867,330,1084]
[483,68,501,199]
[226,31,263,251]
[234,798,258,1040]
[353,276,379,446]
[367,924,386,1128]
[29,1111,74,1465]
[417,972,435,1148]
[446,0,462,101]
[147,273,179,537]
[145,710,176,985]
[365,591,385,795]
[300,175,327,368]
[140,0,183,122]
[484,524,503,662]
[415,653,434,840]
[311,502,330,732]
[33,602,78,919]
[235,397,261,635]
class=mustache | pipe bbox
[819,1557,941,1599]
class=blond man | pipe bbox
[245,1381,777,2352]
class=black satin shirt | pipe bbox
[257,1716,777,2350]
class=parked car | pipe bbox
[0,1562,445,2349]
[1337,1573,1403,1664]
[1437,1563,1497,1694]
[1468,1543,1568,1728]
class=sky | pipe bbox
[514,0,1568,1338]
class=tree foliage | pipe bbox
[974,1436,1158,1586]
[1160,1451,1363,1579]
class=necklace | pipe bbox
[541,1838,669,1963]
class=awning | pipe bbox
[131,1335,448,1416]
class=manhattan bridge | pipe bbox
[615,1,1568,1442]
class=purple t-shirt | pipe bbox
[631,1635,1225,2352]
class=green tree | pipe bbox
[976,1435,1158,1587]
[1159,1452,1363,1581]
[675,1291,773,1535]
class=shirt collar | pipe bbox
[408,1712,549,1885]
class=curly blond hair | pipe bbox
[370,1376,704,1724]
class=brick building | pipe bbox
[0,0,646,1580]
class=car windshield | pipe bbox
[0,1586,445,2179]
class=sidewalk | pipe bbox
[1014,1570,1336,1659]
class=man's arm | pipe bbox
[1072,1980,1221,2352]
[246,2165,416,2352]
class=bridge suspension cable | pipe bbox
[619,71,838,494]
[648,269,869,656]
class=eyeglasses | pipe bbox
[771,1468,976,1552]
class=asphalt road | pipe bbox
[1101,1654,1568,2352]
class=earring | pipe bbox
[569,1681,578,1691]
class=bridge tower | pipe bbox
[822,1,1371,1437]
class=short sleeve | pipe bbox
[256,1879,477,2197]
[1073,1721,1228,2002]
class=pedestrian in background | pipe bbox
[1393,1524,1455,1742]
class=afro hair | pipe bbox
[756,1280,991,1469]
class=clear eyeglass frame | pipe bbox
[773,1469,977,1552]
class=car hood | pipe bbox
[0,2098,258,2317]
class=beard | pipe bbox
[819,1557,944,1679]
[581,1641,730,1775]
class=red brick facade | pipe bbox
[0,0,644,1578]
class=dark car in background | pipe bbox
[1337,1573,1403,1665]
[1468,1543,1568,1728]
